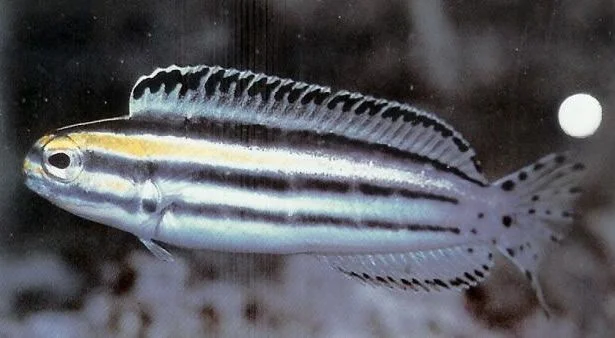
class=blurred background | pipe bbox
[1,0,614,337]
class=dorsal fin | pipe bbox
[129,65,487,185]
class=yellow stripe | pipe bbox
[68,132,336,173]
[64,131,440,188]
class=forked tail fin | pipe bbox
[493,153,586,315]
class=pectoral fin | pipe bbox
[139,238,175,262]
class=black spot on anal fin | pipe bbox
[433,279,449,289]
[376,276,387,283]
[412,278,430,292]
[348,271,366,282]
[464,272,477,282]
[525,270,533,281]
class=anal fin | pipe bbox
[317,244,494,292]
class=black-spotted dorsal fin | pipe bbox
[129,65,487,185]
[317,244,494,292]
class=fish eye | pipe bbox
[41,136,84,182]
[48,152,71,169]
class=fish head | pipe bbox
[23,125,147,236]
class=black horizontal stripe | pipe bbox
[86,150,459,205]
[50,167,461,235]
[172,201,461,234]
[66,117,486,187]
[190,168,291,192]
[65,186,457,234]
[296,178,351,193]
[47,177,139,215]
[398,189,458,204]
[358,183,394,196]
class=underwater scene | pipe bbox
[1,1,614,337]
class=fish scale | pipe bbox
[23,64,586,314]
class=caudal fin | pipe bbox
[493,153,585,315]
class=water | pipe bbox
[2,1,614,337]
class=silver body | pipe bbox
[23,65,584,302]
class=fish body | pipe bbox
[24,65,585,309]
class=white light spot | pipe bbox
[558,93,602,138]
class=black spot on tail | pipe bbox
[502,215,512,228]
[572,163,585,171]
[554,154,566,164]
[501,180,515,191]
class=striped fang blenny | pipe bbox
[24,65,586,313]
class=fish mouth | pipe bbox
[23,173,51,199]
[22,148,50,198]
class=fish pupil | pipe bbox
[48,152,71,169]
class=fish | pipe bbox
[23,65,585,313]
